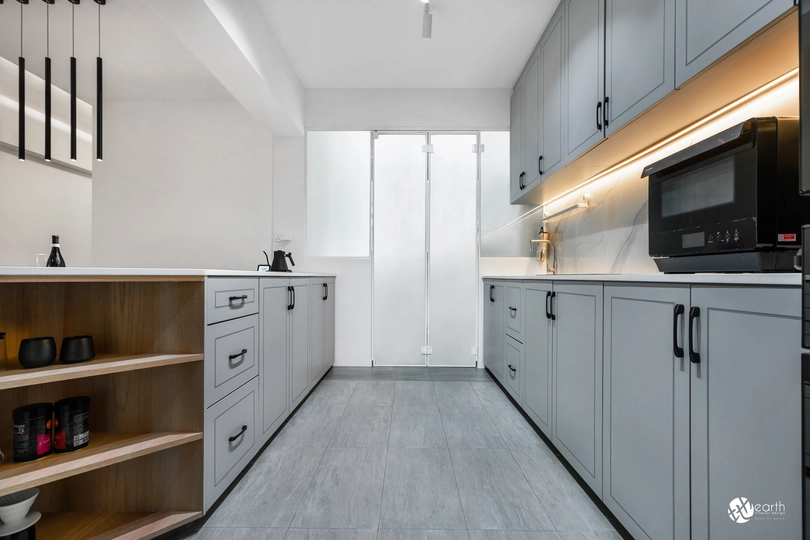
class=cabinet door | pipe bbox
[491,283,506,379]
[290,281,310,409]
[565,0,605,164]
[552,281,603,496]
[605,0,675,135]
[523,55,542,191]
[324,279,336,371]
[603,285,690,540]
[523,282,553,435]
[540,5,565,178]
[310,278,325,383]
[675,0,793,87]
[484,282,495,374]
[260,280,290,438]
[510,82,525,202]
[690,286,802,540]
[504,336,523,401]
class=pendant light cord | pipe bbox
[20,2,23,57]
[72,3,75,57]
[46,3,49,57]
[98,3,101,56]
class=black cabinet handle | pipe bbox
[545,291,551,319]
[508,306,517,313]
[229,295,248,303]
[229,348,248,361]
[229,425,248,442]
[673,304,684,359]
[323,283,328,301]
[287,286,294,310]
[603,97,610,129]
[519,172,526,190]
[508,364,516,373]
[291,286,296,310]
[596,102,602,131]
[550,291,557,321]
[539,156,544,176]
[490,285,495,303]
[688,306,700,364]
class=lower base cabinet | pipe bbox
[523,282,553,436]
[504,335,523,400]
[260,279,290,438]
[603,284,690,540]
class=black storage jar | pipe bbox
[12,403,53,462]
[53,396,90,453]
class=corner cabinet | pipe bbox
[675,0,794,87]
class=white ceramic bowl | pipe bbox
[0,488,39,525]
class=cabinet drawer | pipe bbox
[205,377,259,511]
[205,314,259,407]
[506,284,523,340]
[504,335,522,401]
[207,278,259,325]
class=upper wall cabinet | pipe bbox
[564,0,605,165]
[523,56,542,192]
[605,0,675,135]
[675,0,794,87]
[510,81,525,201]
[540,6,566,179]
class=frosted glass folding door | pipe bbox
[372,133,479,367]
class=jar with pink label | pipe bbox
[13,403,53,462]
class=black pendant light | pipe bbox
[95,0,104,162]
[69,0,79,162]
[44,0,53,162]
[18,0,28,162]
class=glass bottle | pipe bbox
[46,235,66,267]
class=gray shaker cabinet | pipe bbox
[551,281,603,496]
[523,281,554,436]
[310,277,336,383]
[290,278,310,410]
[510,82,525,202]
[484,281,506,380]
[605,0,675,135]
[675,0,793,87]
[603,284,690,540]
[690,286,802,540]
[324,278,336,372]
[564,0,605,164]
[540,4,566,179]
[523,55,542,192]
[260,278,290,438]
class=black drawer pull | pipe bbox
[229,425,248,442]
[689,306,700,364]
[596,101,602,131]
[539,156,544,176]
[545,291,551,319]
[229,295,248,302]
[673,304,684,359]
[508,306,517,313]
[229,349,248,361]
[603,96,610,128]
[490,285,495,303]
[508,364,516,373]
[519,172,526,190]
[323,283,329,301]
[550,291,556,321]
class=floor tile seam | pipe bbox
[505,442,560,532]
[376,445,391,531]
[440,419,471,532]
[286,438,333,529]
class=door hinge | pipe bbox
[372,131,380,140]
[421,345,434,355]
[472,144,485,153]
[422,144,434,153]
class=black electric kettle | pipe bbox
[271,250,295,272]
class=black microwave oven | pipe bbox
[642,117,810,273]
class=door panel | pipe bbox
[605,0,675,135]
[324,279,336,369]
[290,282,309,407]
[565,0,605,163]
[260,281,289,436]
[491,284,506,379]
[552,281,603,495]
[541,7,565,177]
[524,283,553,435]
[510,83,525,202]
[603,285,690,540]
[373,134,428,366]
[310,279,325,383]
[690,286,802,540]
[523,56,542,190]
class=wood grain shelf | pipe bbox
[36,511,202,540]
[0,432,202,497]
[0,353,204,391]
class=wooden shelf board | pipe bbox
[0,432,202,497]
[0,353,204,391]
[37,511,202,540]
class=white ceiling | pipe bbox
[256,0,557,89]
[0,0,231,102]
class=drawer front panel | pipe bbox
[207,278,259,325]
[505,335,523,400]
[205,314,259,407]
[205,377,259,511]
[506,284,524,339]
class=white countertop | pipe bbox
[483,273,801,287]
[0,267,337,278]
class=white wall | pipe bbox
[0,151,93,267]
[271,88,511,367]
[92,99,274,270]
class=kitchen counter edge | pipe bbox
[0,267,337,279]
[482,273,800,286]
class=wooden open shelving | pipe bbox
[0,278,206,539]
[37,511,202,540]
[0,353,204,390]
[0,432,202,497]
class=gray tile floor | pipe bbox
[176,368,621,540]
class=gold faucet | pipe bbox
[531,228,556,275]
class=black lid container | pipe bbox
[13,403,53,462]
[54,396,90,453]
